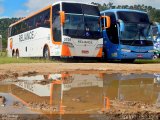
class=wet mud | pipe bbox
[0,72,160,119]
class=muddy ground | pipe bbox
[0,63,160,120]
[0,63,160,79]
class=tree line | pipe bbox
[92,2,160,22]
[0,18,20,49]
[0,2,160,48]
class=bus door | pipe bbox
[102,13,120,60]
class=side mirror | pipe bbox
[59,11,65,26]
[118,19,125,32]
[101,16,111,29]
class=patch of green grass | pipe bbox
[0,56,55,64]
[134,59,160,64]
[0,51,7,57]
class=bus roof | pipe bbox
[100,9,147,14]
[52,1,97,6]
[9,1,96,27]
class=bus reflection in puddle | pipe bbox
[8,73,160,114]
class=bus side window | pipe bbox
[21,21,27,33]
[52,4,61,42]
[105,12,119,44]
[42,9,50,27]
[12,26,17,36]
[35,14,42,28]
[27,18,34,30]
[33,9,50,28]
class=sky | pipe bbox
[0,0,160,18]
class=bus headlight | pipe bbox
[121,49,131,52]
[63,42,74,48]
[96,44,103,49]
[148,50,155,53]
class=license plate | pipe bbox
[82,50,89,54]
[137,54,143,58]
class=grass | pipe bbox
[0,51,54,64]
[134,59,160,64]
[0,57,55,64]
[0,51,160,64]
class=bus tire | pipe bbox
[153,55,158,60]
[12,50,16,57]
[102,48,108,62]
[43,46,50,59]
[16,49,19,58]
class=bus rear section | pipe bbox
[101,9,154,62]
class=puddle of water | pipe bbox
[0,93,38,114]
[0,72,160,115]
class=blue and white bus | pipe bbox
[101,9,154,62]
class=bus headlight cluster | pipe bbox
[96,44,103,49]
[63,42,74,48]
[121,49,131,52]
[148,50,155,53]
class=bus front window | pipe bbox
[63,14,85,38]
[63,15,101,39]
[62,3,102,39]
[120,23,152,41]
[117,11,153,46]
[84,16,102,39]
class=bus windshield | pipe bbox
[120,23,152,41]
[117,11,153,46]
[117,11,150,23]
[63,3,102,39]
[120,23,153,46]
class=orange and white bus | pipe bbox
[7,1,103,59]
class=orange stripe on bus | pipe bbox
[97,48,103,57]
[61,45,71,57]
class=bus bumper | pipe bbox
[120,52,154,59]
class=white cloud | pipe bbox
[14,0,53,17]
[0,16,10,19]
[24,0,52,12]
[14,10,30,17]
[14,0,160,17]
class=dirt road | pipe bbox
[0,63,160,76]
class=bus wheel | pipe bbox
[101,49,108,62]
[12,50,16,57]
[43,46,50,59]
[153,55,158,60]
[16,50,19,58]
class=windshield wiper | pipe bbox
[130,31,140,46]
[131,24,151,46]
